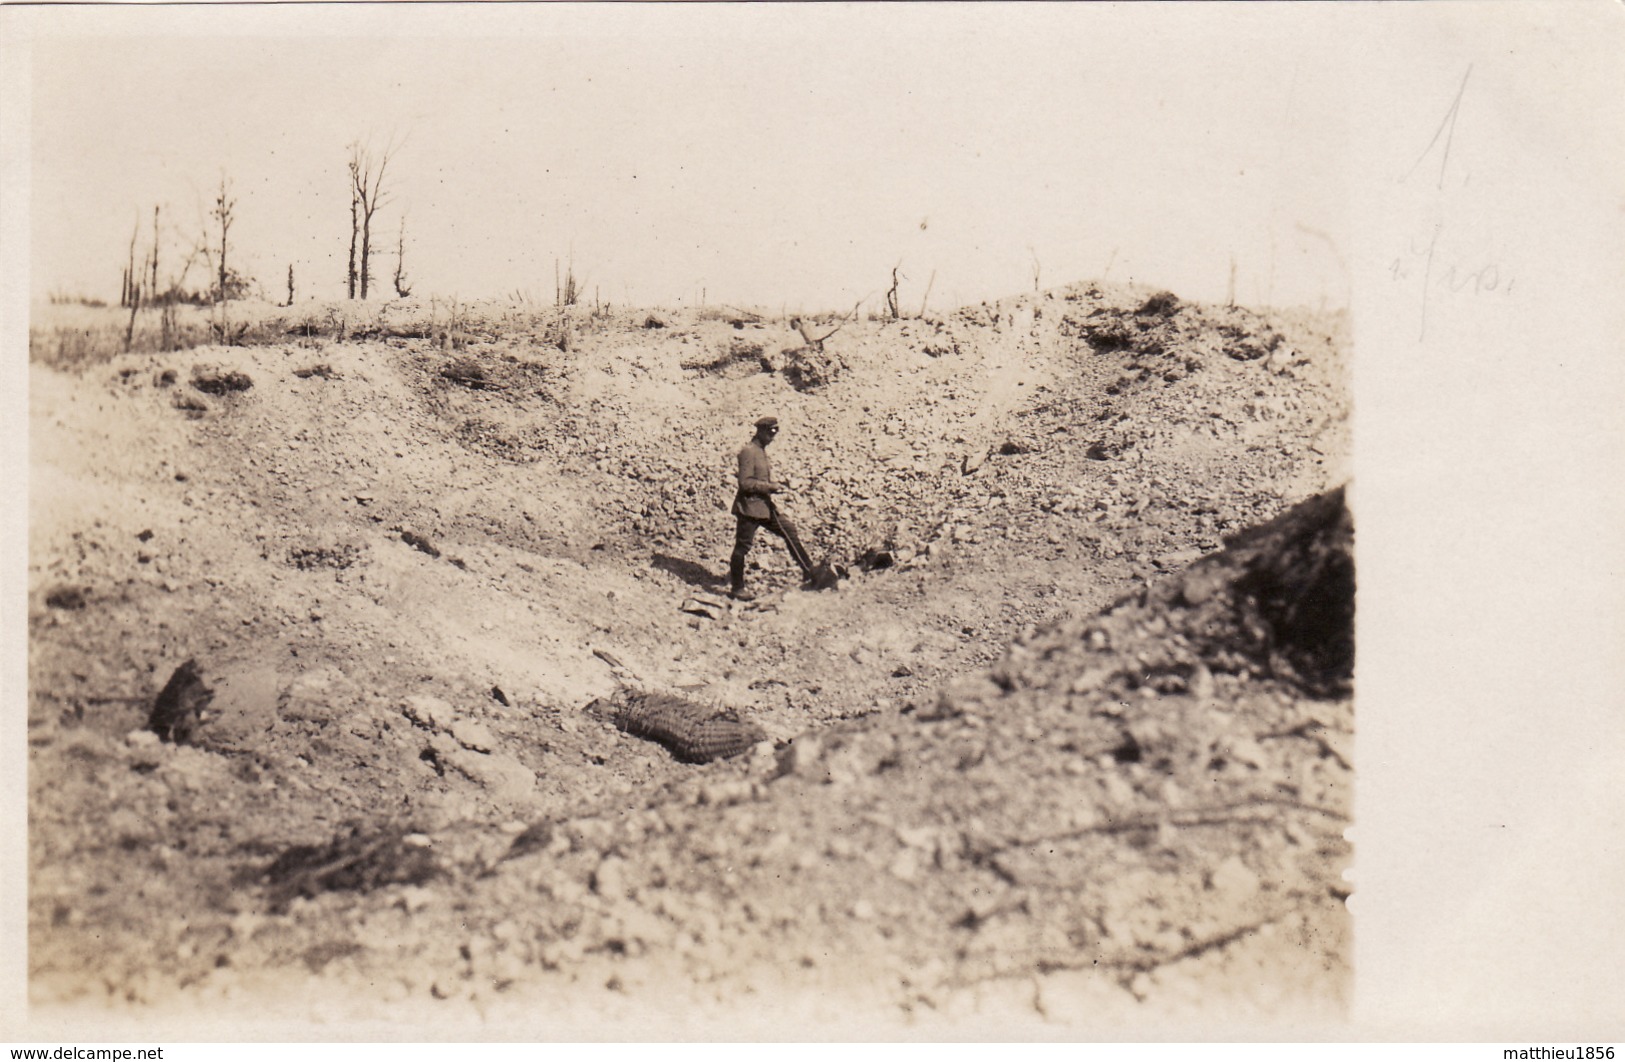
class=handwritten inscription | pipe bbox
[1403,64,1472,191]
[1391,64,1516,341]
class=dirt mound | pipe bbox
[26,280,1351,1029]
[231,486,1350,1026]
[1183,486,1355,697]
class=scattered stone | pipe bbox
[774,734,823,780]
[172,391,210,416]
[400,530,441,558]
[451,719,498,753]
[888,848,921,882]
[1188,663,1216,700]
[1179,569,1225,606]
[442,747,536,802]
[679,597,724,620]
[1206,856,1261,901]
[281,668,347,724]
[1156,547,1204,571]
[402,694,456,732]
[593,855,630,900]
[395,885,434,913]
[124,729,160,749]
[44,586,88,610]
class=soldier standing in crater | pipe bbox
[728,416,815,601]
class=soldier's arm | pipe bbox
[737,450,780,495]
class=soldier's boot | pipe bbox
[728,547,754,601]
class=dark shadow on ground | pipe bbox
[652,553,727,590]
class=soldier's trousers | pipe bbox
[730,508,814,589]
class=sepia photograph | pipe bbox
[5,0,1621,1046]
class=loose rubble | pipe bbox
[27,280,1350,1032]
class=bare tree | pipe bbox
[151,206,161,303]
[392,216,412,298]
[918,269,937,319]
[123,216,140,308]
[287,263,296,307]
[171,236,203,302]
[555,256,579,307]
[123,218,143,349]
[347,155,360,299]
[211,175,236,304]
[349,138,400,300]
[790,296,866,352]
[885,263,904,319]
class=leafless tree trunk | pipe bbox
[172,239,202,301]
[349,138,399,300]
[124,219,139,307]
[886,263,903,319]
[123,268,142,351]
[287,263,296,306]
[212,175,236,304]
[347,161,359,300]
[151,206,161,302]
[918,269,936,319]
[554,257,581,307]
[392,216,411,298]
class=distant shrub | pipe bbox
[30,301,284,371]
[441,355,490,387]
[1085,319,1138,353]
[684,337,766,376]
[191,367,253,395]
[781,344,847,391]
[1137,290,1181,317]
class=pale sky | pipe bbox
[24,3,1352,312]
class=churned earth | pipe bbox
[25,281,1352,1037]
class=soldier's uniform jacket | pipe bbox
[732,440,782,520]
